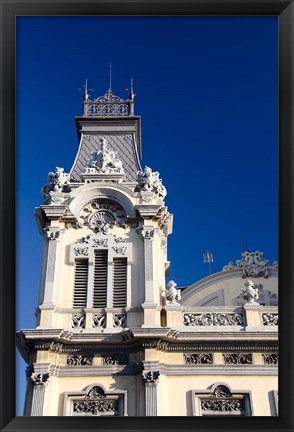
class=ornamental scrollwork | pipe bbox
[201,398,245,413]
[84,89,130,117]
[183,313,244,326]
[112,246,127,255]
[222,250,277,278]
[72,314,85,329]
[262,313,278,326]
[73,247,89,257]
[44,228,60,240]
[136,166,167,198]
[67,355,93,366]
[142,370,160,384]
[184,353,213,365]
[78,199,128,234]
[92,238,108,247]
[113,314,126,328]
[102,355,128,365]
[41,167,70,202]
[31,372,49,387]
[139,228,155,240]
[92,314,106,328]
[223,353,252,365]
[165,280,181,304]
[73,399,118,415]
[114,236,126,243]
[262,353,278,365]
[84,138,124,174]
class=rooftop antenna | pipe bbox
[109,62,112,91]
[203,250,214,275]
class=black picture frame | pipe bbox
[1,1,293,431]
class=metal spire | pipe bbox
[80,78,93,101]
[109,62,112,91]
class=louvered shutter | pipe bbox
[113,257,127,308]
[93,250,108,308]
[73,259,88,308]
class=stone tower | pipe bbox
[17,82,173,416]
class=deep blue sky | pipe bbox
[16,16,278,415]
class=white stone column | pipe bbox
[30,371,49,416]
[42,227,61,306]
[142,370,160,416]
[140,226,156,305]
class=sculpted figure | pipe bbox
[86,138,123,173]
[137,166,167,198]
[166,280,181,304]
[41,166,70,200]
[242,279,259,303]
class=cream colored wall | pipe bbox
[159,375,277,416]
[42,374,143,416]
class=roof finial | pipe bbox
[109,62,112,92]
[80,78,93,101]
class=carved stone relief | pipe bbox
[223,353,252,365]
[102,355,128,365]
[73,247,89,257]
[92,315,106,328]
[183,313,244,326]
[112,314,126,328]
[112,246,127,255]
[78,199,127,234]
[262,313,278,326]
[67,355,93,366]
[142,370,160,384]
[184,353,213,365]
[222,250,278,278]
[44,228,60,240]
[72,314,85,329]
[84,138,124,174]
[200,385,245,415]
[31,372,49,386]
[262,353,278,365]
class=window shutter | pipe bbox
[93,250,108,308]
[73,259,88,308]
[113,257,127,308]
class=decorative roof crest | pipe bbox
[223,250,277,278]
[82,73,135,116]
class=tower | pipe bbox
[17,82,173,416]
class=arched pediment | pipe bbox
[181,268,278,307]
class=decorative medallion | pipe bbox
[78,199,127,234]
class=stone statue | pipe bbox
[166,280,181,304]
[137,166,167,198]
[242,279,259,303]
[86,138,123,173]
[41,166,70,200]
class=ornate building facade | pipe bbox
[17,84,278,417]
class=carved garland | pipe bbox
[183,313,244,326]
[223,353,252,365]
[184,353,213,365]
